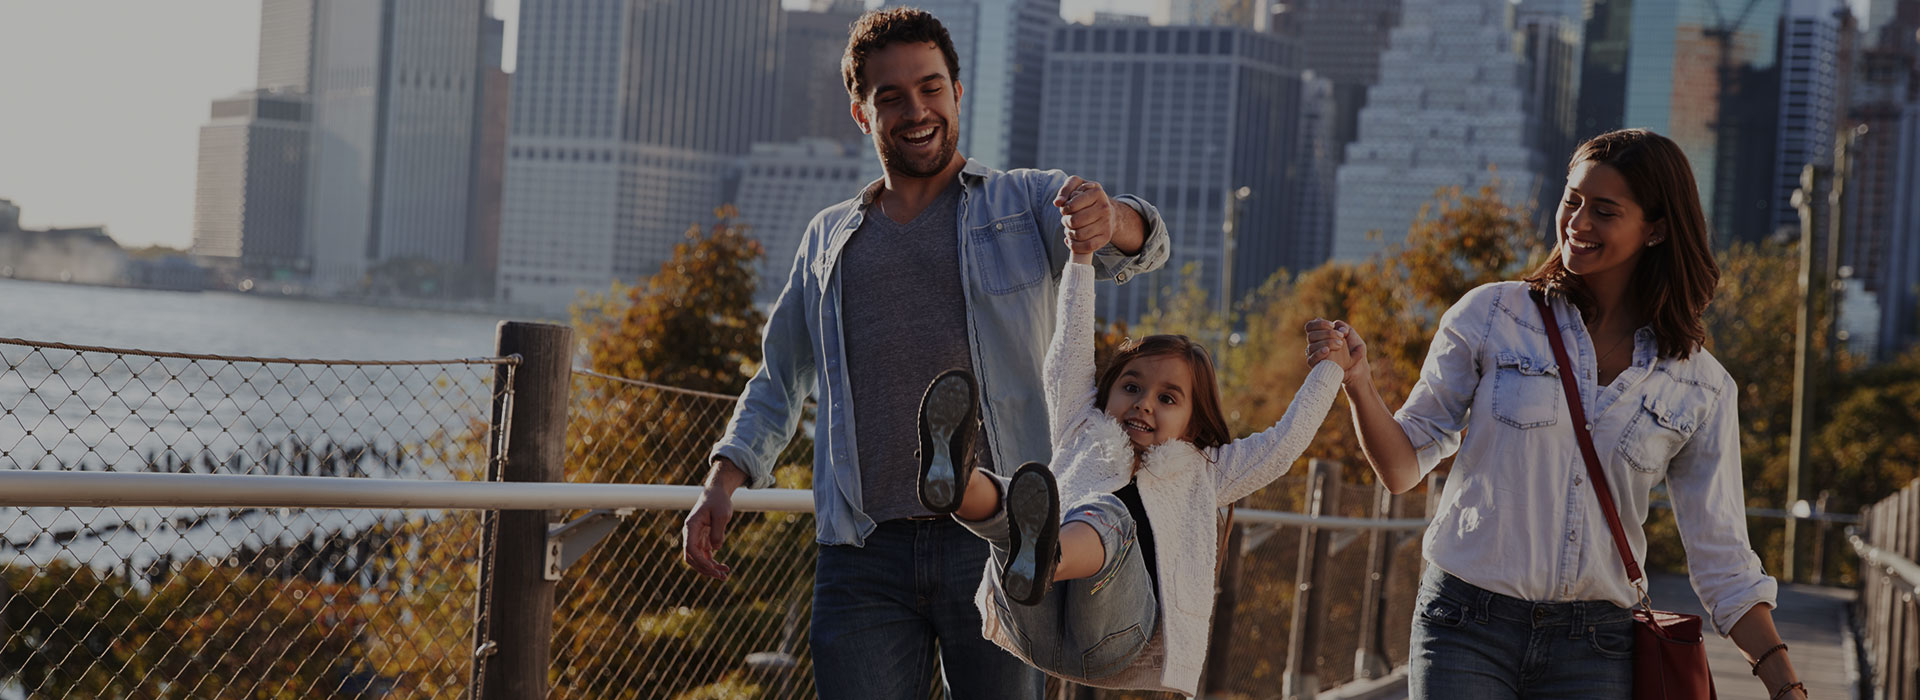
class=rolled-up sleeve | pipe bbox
[1668,373,1778,636]
[1394,284,1495,476]
[1093,194,1170,283]
[1022,169,1170,283]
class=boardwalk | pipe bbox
[1335,572,1856,700]
[1646,573,1857,698]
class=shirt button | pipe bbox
[1117,272,1129,283]
[1567,531,1577,542]
[1574,476,1583,485]
[1584,422,1593,431]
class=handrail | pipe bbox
[1849,528,1920,594]
[0,470,1430,529]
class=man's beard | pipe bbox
[875,118,959,179]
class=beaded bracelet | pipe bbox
[1751,643,1790,675]
[1770,680,1807,700]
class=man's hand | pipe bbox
[1305,318,1371,385]
[683,457,749,580]
[1056,176,1116,256]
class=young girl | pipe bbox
[1309,129,1808,699]
[910,232,1353,696]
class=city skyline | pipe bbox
[0,0,1161,251]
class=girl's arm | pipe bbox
[1211,359,1345,505]
[1042,252,1100,446]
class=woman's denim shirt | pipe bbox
[1400,282,1776,635]
[711,159,1170,546]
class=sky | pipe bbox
[0,0,1157,251]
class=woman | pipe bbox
[1308,129,1809,699]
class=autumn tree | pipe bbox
[553,208,817,699]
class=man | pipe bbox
[683,8,1169,698]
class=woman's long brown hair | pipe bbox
[1094,335,1233,451]
[1523,128,1719,359]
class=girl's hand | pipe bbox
[1305,319,1370,384]
[1058,176,1112,265]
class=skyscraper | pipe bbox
[1614,0,1784,244]
[1878,98,1920,358]
[495,0,782,311]
[1164,0,1268,29]
[1290,73,1340,269]
[1039,23,1302,322]
[779,3,866,143]
[889,0,1059,170]
[1772,0,1850,235]
[1331,0,1558,262]
[735,139,868,306]
[1293,0,1404,166]
[1842,0,1920,359]
[305,0,495,292]
[257,0,316,94]
[1577,0,1634,139]
[191,91,310,282]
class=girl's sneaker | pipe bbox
[1003,462,1060,606]
[916,368,978,514]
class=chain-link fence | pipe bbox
[0,337,513,699]
[551,366,1434,700]
[2,331,1434,700]
[552,370,819,700]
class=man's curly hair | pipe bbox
[841,7,962,102]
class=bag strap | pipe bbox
[1529,290,1648,588]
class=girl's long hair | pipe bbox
[1523,128,1719,359]
[1094,335,1233,451]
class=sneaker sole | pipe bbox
[1003,463,1059,606]
[918,372,974,513]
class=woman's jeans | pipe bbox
[956,475,1159,681]
[1409,566,1635,700]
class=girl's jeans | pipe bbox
[956,473,1159,681]
[1408,566,1635,699]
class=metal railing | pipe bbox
[1855,478,1920,700]
[0,470,1432,700]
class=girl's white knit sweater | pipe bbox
[975,262,1346,696]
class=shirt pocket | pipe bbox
[1490,351,1562,430]
[1616,389,1704,474]
[967,212,1048,295]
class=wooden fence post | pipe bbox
[1353,485,1394,680]
[1203,499,1248,694]
[1283,459,1341,700]
[475,321,573,700]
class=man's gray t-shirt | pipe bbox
[840,180,995,523]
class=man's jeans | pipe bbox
[1408,566,1635,700]
[955,482,1158,682]
[810,518,1045,699]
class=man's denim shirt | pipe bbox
[711,159,1171,546]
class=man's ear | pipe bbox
[850,99,871,135]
